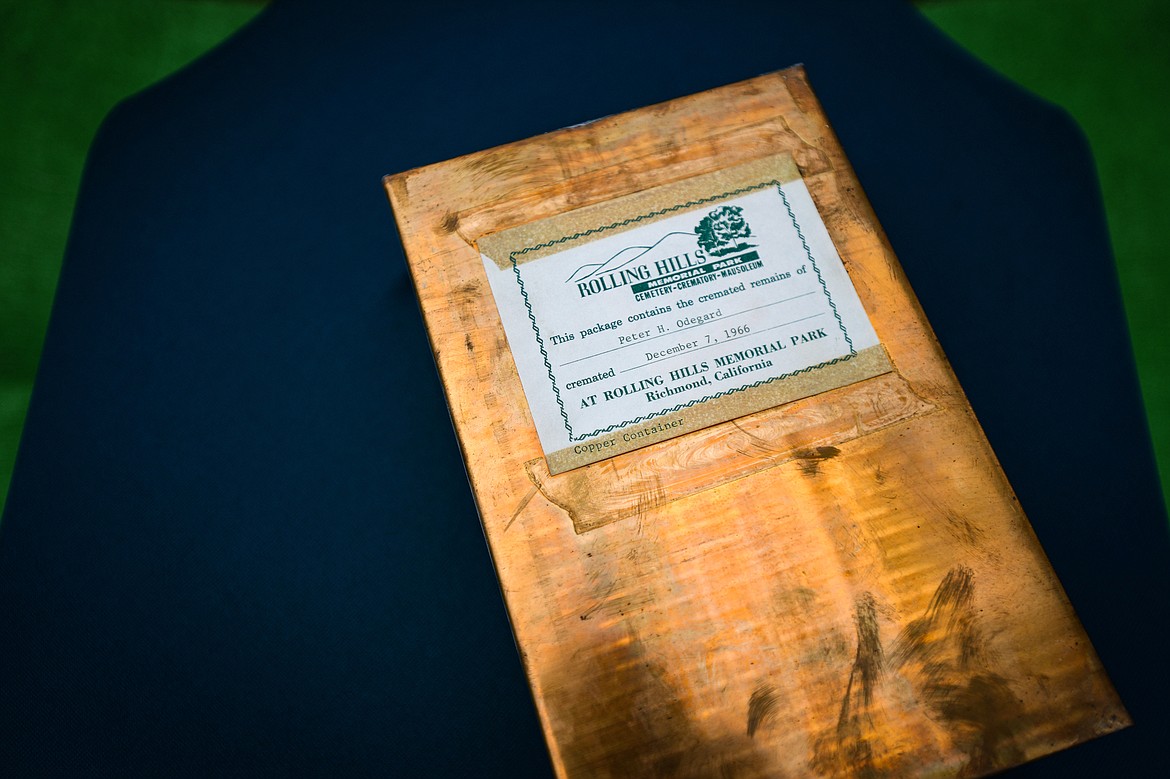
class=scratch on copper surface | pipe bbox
[845,593,883,711]
[730,419,784,457]
[942,511,985,546]
[747,684,782,738]
[890,566,1027,776]
[468,150,530,181]
[632,473,666,523]
[504,485,539,533]
[812,592,889,778]
[452,280,479,299]
[578,578,618,622]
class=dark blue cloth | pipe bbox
[2,0,1166,774]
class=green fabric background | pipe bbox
[919,0,1170,517]
[2,0,1167,514]
[0,1,265,511]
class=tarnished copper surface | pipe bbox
[385,67,1127,778]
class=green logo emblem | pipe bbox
[694,205,754,256]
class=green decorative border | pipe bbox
[509,180,853,443]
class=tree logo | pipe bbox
[694,205,754,256]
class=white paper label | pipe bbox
[479,157,888,474]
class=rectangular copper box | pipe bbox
[385,67,1127,778]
